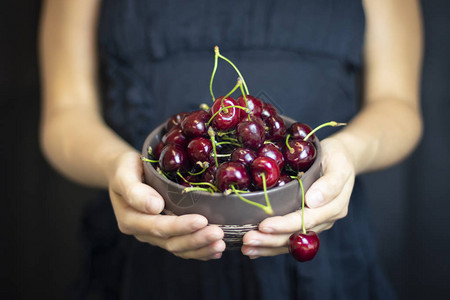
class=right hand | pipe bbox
[108,151,226,260]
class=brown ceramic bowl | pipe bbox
[141,115,322,248]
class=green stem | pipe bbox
[208,127,219,167]
[261,173,274,215]
[238,83,251,121]
[220,78,242,110]
[285,134,294,153]
[188,163,209,176]
[216,141,243,147]
[216,47,250,95]
[210,46,219,101]
[231,185,273,215]
[156,167,168,179]
[296,174,306,234]
[177,170,218,192]
[303,121,347,141]
[141,156,159,163]
[206,105,249,126]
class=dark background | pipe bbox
[1,0,449,299]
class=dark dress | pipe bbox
[77,0,396,299]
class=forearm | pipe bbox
[332,97,423,175]
[40,108,136,188]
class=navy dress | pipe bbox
[78,0,395,299]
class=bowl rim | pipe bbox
[142,114,322,199]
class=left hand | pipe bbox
[241,137,356,258]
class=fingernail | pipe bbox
[244,240,261,246]
[212,253,222,259]
[192,218,207,229]
[307,190,324,208]
[260,227,274,233]
[244,249,258,256]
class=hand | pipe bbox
[241,137,355,258]
[108,151,226,260]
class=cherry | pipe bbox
[276,173,292,187]
[210,96,241,130]
[251,157,280,189]
[283,139,317,172]
[236,117,265,149]
[237,95,263,119]
[261,102,278,120]
[162,127,188,147]
[181,110,210,137]
[231,147,257,167]
[289,122,315,141]
[257,144,285,170]
[215,162,250,191]
[288,231,320,262]
[202,165,217,184]
[165,112,189,132]
[264,115,286,141]
[159,144,189,172]
[186,137,212,164]
[153,141,165,159]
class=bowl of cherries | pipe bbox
[141,47,345,261]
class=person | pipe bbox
[39,0,423,299]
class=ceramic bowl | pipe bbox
[141,116,322,248]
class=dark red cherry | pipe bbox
[162,127,187,147]
[276,173,292,187]
[251,157,280,189]
[153,141,165,159]
[202,165,217,184]
[261,102,278,120]
[264,115,286,141]
[289,122,315,140]
[257,144,285,169]
[288,231,320,262]
[165,112,189,132]
[181,110,210,137]
[215,162,250,191]
[236,118,265,149]
[283,139,317,172]
[231,147,257,167]
[237,95,263,119]
[210,96,241,130]
[186,137,212,163]
[159,144,189,172]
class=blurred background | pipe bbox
[1,0,449,299]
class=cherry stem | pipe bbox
[285,134,294,153]
[206,105,249,126]
[183,186,215,194]
[304,121,347,141]
[156,167,168,179]
[216,141,243,147]
[230,185,273,215]
[216,46,250,95]
[208,127,219,167]
[238,83,252,121]
[188,162,209,176]
[217,129,235,137]
[141,156,159,163]
[213,153,231,158]
[210,46,219,101]
[261,173,274,215]
[177,170,218,192]
[199,103,210,111]
[220,78,243,112]
[296,173,306,234]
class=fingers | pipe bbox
[110,152,164,214]
[136,225,226,260]
[306,150,353,208]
